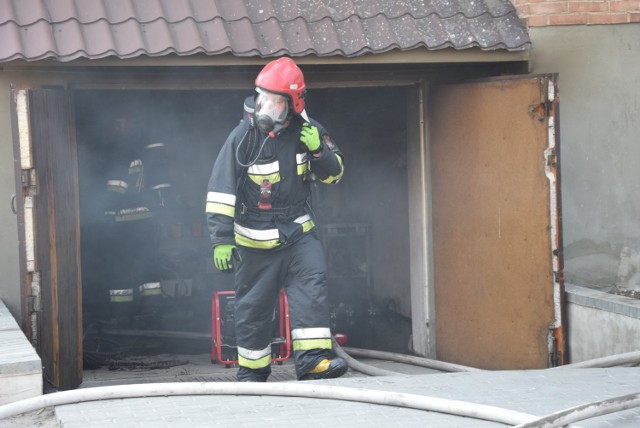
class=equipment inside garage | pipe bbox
[74,86,412,369]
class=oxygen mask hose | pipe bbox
[235,128,270,168]
[236,122,285,168]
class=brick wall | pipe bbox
[513,0,640,26]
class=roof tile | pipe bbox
[280,18,314,54]
[76,0,110,24]
[0,0,530,63]
[81,20,117,56]
[0,20,22,60]
[21,20,58,59]
[1,0,48,26]
[227,0,261,22]
[168,19,203,53]
[189,0,220,22]
[198,19,231,51]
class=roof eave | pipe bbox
[0,47,530,69]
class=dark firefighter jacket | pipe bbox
[206,115,344,250]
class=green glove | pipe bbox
[300,123,322,152]
[213,244,238,273]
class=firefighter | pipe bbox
[206,57,347,382]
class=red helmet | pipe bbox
[255,57,306,114]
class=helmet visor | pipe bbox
[255,88,289,125]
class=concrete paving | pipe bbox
[3,363,640,427]
[0,299,42,405]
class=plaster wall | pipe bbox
[0,72,22,323]
[528,24,640,291]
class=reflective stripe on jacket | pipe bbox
[206,115,343,250]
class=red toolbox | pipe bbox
[211,289,291,366]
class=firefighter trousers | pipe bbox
[234,232,332,380]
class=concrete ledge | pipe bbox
[0,299,42,405]
[565,284,640,363]
[565,283,640,319]
[0,305,19,331]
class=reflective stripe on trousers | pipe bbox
[234,232,332,377]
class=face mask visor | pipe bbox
[255,88,289,133]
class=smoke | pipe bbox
[307,87,412,351]
[76,89,243,357]
[76,85,413,359]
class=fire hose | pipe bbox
[2,345,639,425]
[0,382,539,425]
[512,392,640,428]
[2,381,639,427]
[341,345,481,373]
[331,338,400,377]
[333,341,640,426]
[550,350,640,369]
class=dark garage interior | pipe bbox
[73,85,412,372]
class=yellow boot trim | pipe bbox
[308,359,331,374]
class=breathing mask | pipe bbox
[255,88,289,135]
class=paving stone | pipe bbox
[53,368,640,427]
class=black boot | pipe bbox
[300,357,348,380]
[237,366,270,382]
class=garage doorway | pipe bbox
[13,73,563,388]
[73,85,416,378]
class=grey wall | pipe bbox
[529,24,640,291]
[0,73,21,322]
